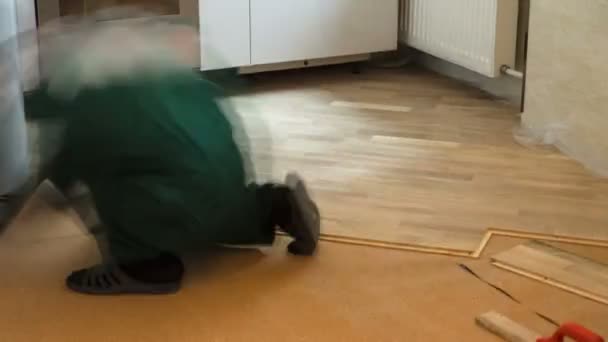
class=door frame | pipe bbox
[15,0,39,91]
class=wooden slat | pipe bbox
[492,241,608,304]
[330,100,412,113]
[471,228,608,258]
[476,311,540,342]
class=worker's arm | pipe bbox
[23,84,69,120]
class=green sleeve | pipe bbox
[23,85,69,120]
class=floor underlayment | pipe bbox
[1,199,607,341]
[228,65,608,254]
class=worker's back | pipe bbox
[25,70,259,252]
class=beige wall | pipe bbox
[521,0,608,176]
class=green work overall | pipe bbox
[24,70,275,262]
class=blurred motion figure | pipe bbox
[4,9,320,295]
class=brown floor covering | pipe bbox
[1,200,606,341]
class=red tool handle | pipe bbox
[537,322,604,342]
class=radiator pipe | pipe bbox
[500,65,523,79]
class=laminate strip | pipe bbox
[491,241,608,305]
[330,100,412,113]
[277,228,608,259]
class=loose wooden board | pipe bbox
[476,311,540,342]
[491,241,608,305]
[330,100,413,113]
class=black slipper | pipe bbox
[285,173,321,255]
[66,264,181,295]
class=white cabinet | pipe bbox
[250,0,399,65]
[199,0,251,70]
[199,0,399,70]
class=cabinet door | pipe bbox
[250,0,398,65]
[199,0,250,70]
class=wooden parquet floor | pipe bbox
[228,65,608,254]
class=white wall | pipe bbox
[521,0,608,176]
[14,0,39,91]
[0,0,29,193]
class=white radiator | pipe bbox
[401,0,519,78]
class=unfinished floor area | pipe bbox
[230,65,608,253]
[2,197,608,341]
[1,65,607,341]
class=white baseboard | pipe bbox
[237,54,370,74]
